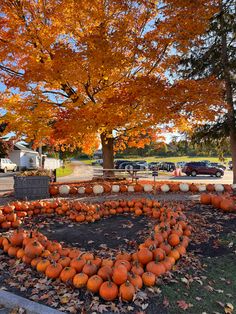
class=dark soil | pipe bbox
[0,196,236,314]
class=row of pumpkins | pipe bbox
[200,193,236,212]
[0,199,192,301]
[50,182,236,196]
[1,198,185,228]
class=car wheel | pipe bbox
[3,167,7,173]
[191,170,197,177]
[215,171,222,178]
[125,164,134,171]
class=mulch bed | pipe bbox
[0,194,235,313]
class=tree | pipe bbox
[0,0,222,171]
[180,0,236,182]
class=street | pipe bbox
[0,161,234,195]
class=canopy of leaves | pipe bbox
[0,0,223,153]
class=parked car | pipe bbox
[148,162,161,170]
[229,161,233,170]
[0,158,17,173]
[182,162,224,177]
[134,160,148,169]
[114,160,130,169]
[176,162,186,169]
[119,161,147,171]
[159,162,176,172]
[209,162,226,171]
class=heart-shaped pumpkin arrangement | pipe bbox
[0,198,192,302]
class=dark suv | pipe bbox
[182,162,224,177]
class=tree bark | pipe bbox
[100,132,114,177]
[220,2,236,183]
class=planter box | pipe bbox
[14,176,50,200]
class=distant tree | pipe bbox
[180,0,236,181]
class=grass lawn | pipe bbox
[56,163,73,177]
[82,155,231,165]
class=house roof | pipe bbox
[14,143,38,154]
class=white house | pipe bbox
[9,143,62,170]
[9,143,40,170]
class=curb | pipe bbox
[0,290,64,314]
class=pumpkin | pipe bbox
[189,184,198,193]
[152,247,166,260]
[49,185,59,196]
[73,273,89,288]
[69,186,78,195]
[10,230,26,246]
[24,240,43,258]
[160,184,170,193]
[127,186,135,192]
[211,195,223,208]
[198,185,206,192]
[206,184,215,192]
[220,199,235,212]
[137,248,153,265]
[36,259,51,272]
[143,184,153,192]
[179,183,189,192]
[58,256,71,267]
[120,185,128,192]
[119,281,135,301]
[87,275,103,293]
[103,184,112,193]
[111,185,120,193]
[146,259,166,276]
[97,266,113,280]
[214,184,224,192]
[78,187,86,194]
[128,273,143,290]
[60,267,76,283]
[142,272,156,286]
[114,260,131,271]
[112,265,128,285]
[93,185,104,194]
[85,185,93,194]
[134,184,143,192]
[116,252,131,261]
[45,263,63,279]
[99,281,118,301]
[82,261,97,277]
[131,261,144,276]
[200,193,212,205]
[31,257,42,268]
[168,234,180,247]
[59,185,70,195]
[7,246,19,257]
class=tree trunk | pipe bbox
[219,3,236,184]
[100,132,114,177]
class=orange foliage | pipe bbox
[0,0,222,153]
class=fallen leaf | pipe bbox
[224,303,234,314]
[177,300,193,310]
[163,296,170,308]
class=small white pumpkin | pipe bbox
[128,185,135,192]
[93,185,104,194]
[78,186,86,194]
[143,184,153,192]
[198,185,206,192]
[214,184,224,192]
[112,185,120,193]
[160,184,170,192]
[179,183,189,192]
[59,185,70,195]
